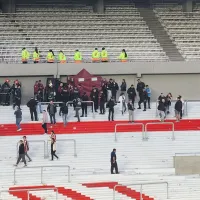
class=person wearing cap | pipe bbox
[42,110,48,134]
[23,136,32,162]
[92,48,100,62]
[14,106,22,131]
[175,96,182,122]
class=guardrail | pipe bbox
[145,122,175,140]
[113,181,169,200]
[0,187,58,200]
[14,165,70,185]
[47,139,77,157]
[16,140,46,158]
[114,123,145,141]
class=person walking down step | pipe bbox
[14,106,22,131]
[158,98,166,122]
[111,148,119,174]
[42,110,48,134]
[14,140,27,167]
[51,138,59,161]
[23,136,32,162]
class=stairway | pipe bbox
[138,7,184,61]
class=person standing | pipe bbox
[74,98,82,122]
[23,136,32,162]
[112,80,119,102]
[118,93,126,115]
[138,88,148,111]
[27,97,38,121]
[14,140,27,167]
[128,100,134,123]
[120,79,127,93]
[59,103,68,127]
[106,79,113,102]
[90,88,99,112]
[137,79,145,103]
[158,99,166,122]
[127,85,136,106]
[179,95,184,119]
[42,110,48,134]
[50,130,56,141]
[51,138,59,161]
[13,85,21,110]
[101,79,108,102]
[107,97,116,121]
[145,85,151,109]
[111,149,118,174]
[175,96,182,122]
[47,101,57,125]
[99,91,105,114]
[166,93,173,114]
[81,92,88,117]
[14,106,22,131]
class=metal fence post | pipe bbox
[140,185,143,200]
[41,167,43,184]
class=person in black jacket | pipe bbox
[13,85,21,110]
[175,96,182,122]
[99,91,105,114]
[112,80,119,102]
[27,97,38,121]
[137,79,145,103]
[106,97,116,121]
[81,92,89,117]
[158,98,166,122]
[111,148,118,174]
[138,88,148,111]
[74,98,81,122]
[120,79,127,93]
[14,140,27,167]
[59,103,68,127]
[2,79,11,105]
[90,88,99,112]
[47,101,57,124]
[127,85,136,105]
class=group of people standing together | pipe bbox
[15,131,58,167]
[21,47,128,64]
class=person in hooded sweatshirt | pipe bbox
[175,96,182,122]
[14,106,22,131]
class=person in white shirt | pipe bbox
[118,93,126,115]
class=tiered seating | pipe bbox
[154,3,200,61]
[0,2,169,63]
[1,131,200,199]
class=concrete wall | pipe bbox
[1,62,200,102]
[174,156,200,175]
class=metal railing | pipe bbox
[16,140,46,158]
[14,165,70,185]
[67,100,95,118]
[47,139,77,157]
[114,123,145,141]
[113,181,169,200]
[145,122,175,140]
[0,187,58,200]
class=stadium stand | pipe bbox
[154,3,200,61]
[0,0,169,63]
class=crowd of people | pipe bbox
[21,47,128,64]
